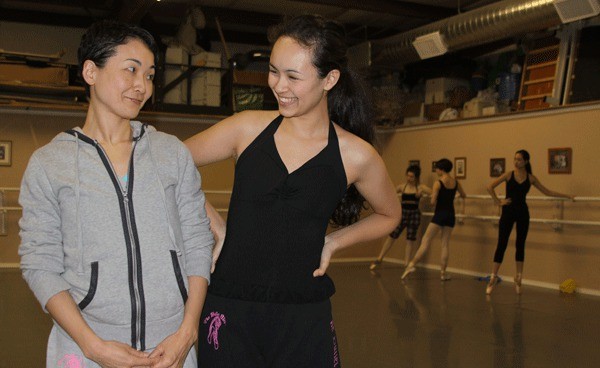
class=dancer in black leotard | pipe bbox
[402,159,466,281]
[185,15,401,367]
[486,150,574,295]
[371,165,432,270]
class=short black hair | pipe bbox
[435,158,453,173]
[78,19,158,97]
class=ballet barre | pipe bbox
[421,212,600,227]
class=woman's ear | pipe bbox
[82,60,98,87]
[324,69,340,91]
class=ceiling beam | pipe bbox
[288,0,455,19]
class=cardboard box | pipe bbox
[0,62,68,86]
[424,103,448,121]
[425,77,469,104]
[164,47,222,106]
[233,70,268,87]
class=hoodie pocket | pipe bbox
[78,261,99,310]
[170,250,188,303]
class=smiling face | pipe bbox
[268,36,337,119]
[406,171,417,184]
[83,38,155,121]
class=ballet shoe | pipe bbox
[369,259,382,271]
[401,265,416,280]
[514,273,522,295]
[486,275,498,295]
[440,271,451,281]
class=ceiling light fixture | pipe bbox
[412,31,448,60]
[552,0,600,23]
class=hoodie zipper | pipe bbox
[95,139,145,351]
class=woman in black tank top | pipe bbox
[371,165,431,270]
[486,150,575,295]
[402,158,466,281]
[185,15,401,367]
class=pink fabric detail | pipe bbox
[203,311,227,350]
[331,320,340,367]
[57,353,84,368]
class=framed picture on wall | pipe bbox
[548,147,572,174]
[409,160,420,168]
[432,161,437,172]
[454,157,466,179]
[490,158,505,177]
[0,141,11,166]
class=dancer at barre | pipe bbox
[485,149,575,295]
[402,159,466,281]
[370,165,432,270]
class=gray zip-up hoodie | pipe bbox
[19,121,213,356]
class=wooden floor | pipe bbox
[2,264,600,367]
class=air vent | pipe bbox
[412,31,448,60]
[553,0,600,23]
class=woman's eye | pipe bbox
[127,66,136,72]
[147,74,155,81]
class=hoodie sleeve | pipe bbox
[176,143,214,283]
[18,154,71,311]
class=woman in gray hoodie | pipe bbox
[18,20,213,368]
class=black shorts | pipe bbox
[198,294,341,368]
[389,208,421,240]
[431,210,455,228]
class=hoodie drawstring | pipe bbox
[74,133,85,274]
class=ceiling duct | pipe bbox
[370,0,563,67]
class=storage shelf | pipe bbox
[521,94,551,101]
[526,44,560,55]
[526,61,558,70]
[524,77,555,85]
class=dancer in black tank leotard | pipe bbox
[185,15,401,367]
[371,165,432,270]
[486,150,574,295]
[402,158,466,281]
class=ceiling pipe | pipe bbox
[370,0,561,67]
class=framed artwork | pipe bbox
[548,147,572,174]
[454,157,466,179]
[431,161,437,172]
[409,160,420,168]
[0,141,12,166]
[490,158,505,177]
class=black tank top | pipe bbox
[401,184,419,210]
[209,115,347,303]
[506,171,530,208]
[434,180,457,215]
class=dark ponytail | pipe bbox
[516,149,532,174]
[269,14,374,226]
